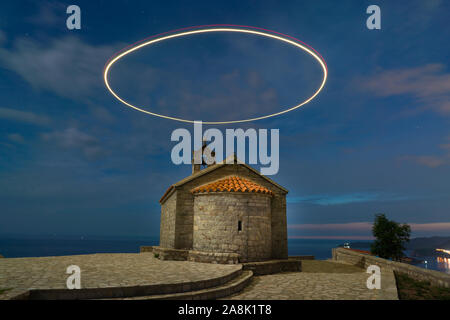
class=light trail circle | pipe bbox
[103,25,328,124]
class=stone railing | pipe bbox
[141,246,240,264]
[289,255,315,261]
[152,246,189,261]
[140,246,311,266]
[188,250,240,264]
[332,247,450,288]
[140,246,153,253]
[242,259,301,275]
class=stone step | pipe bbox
[117,270,253,300]
[17,267,243,300]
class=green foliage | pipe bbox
[154,253,160,258]
[0,288,11,295]
[395,272,450,300]
[370,213,411,261]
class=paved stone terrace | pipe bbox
[227,260,398,300]
[0,255,398,300]
[0,253,241,300]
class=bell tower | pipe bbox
[192,139,216,174]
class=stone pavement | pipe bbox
[0,253,240,300]
[0,254,398,300]
[227,260,398,300]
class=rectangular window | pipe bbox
[238,220,242,231]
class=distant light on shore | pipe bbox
[436,248,450,255]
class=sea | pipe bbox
[0,236,448,274]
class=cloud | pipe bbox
[25,1,66,27]
[0,36,119,101]
[288,235,374,240]
[7,133,25,144]
[409,222,450,232]
[0,30,6,45]
[288,221,450,238]
[172,72,279,121]
[123,68,281,122]
[41,127,107,160]
[289,222,372,232]
[358,64,450,115]
[0,34,279,122]
[402,136,450,168]
[0,107,51,126]
[89,105,116,124]
[410,155,449,168]
[287,192,415,206]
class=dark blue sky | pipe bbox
[1,0,449,239]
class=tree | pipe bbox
[370,214,411,261]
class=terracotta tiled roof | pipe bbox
[191,176,273,196]
[159,154,287,204]
[346,248,372,255]
[159,186,174,203]
[171,154,288,193]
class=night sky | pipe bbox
[1,0,449,240]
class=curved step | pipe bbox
[120,270,253,300]
[16,267,243,300]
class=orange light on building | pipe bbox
[436,256,450,268]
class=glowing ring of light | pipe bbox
[103,25,328,124]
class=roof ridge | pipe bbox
[191,175,274,196]
[160,160,288,204]
[171,161,288,193]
